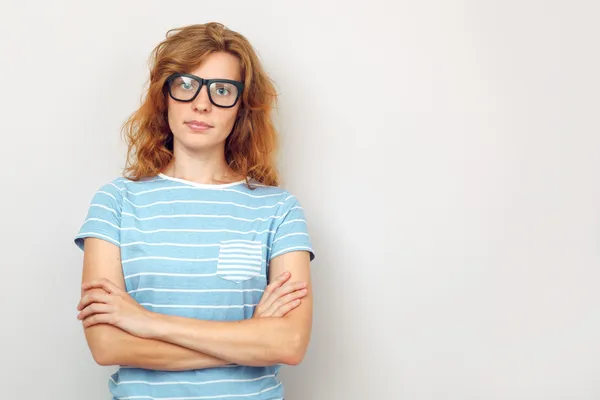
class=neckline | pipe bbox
[158,173,247,189]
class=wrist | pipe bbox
[145,311,169,339]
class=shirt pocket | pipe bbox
[216,240,264,283]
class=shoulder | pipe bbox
[243,179,298,199]
[86,175,161,207]
[97,176,127,193]
[94,175,165,196]
[238,181,305,209]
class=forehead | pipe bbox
[189,52,241,81]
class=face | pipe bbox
[166,52,242,155]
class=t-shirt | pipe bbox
[74,173,315,400]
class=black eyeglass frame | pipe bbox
[165,73,245,108]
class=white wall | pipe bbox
[1,1,598,399]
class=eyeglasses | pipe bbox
[165,73,245,108]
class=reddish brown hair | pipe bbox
[121,22,280,187]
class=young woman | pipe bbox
[74,22,315,400]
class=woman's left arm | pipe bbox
[154,250,313,366]
[81,250,313,367]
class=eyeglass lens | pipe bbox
[169,76,239,107]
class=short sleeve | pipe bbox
[269,193,315,262]
[74,179,124,251]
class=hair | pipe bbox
[121,22,280,187]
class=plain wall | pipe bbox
[1,1,599,399]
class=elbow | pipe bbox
[283,352,305,367]
[84,327,119,366]
[280,332,309,366]
[89,336,116,366]
[91,343,115,366]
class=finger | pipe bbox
[271,299,302,317]
[77,291,111,311]
[82,313,112,328]
[260,281,307,311]
[264,288,308,316]
[77,303,112,320]
[257,271,291,307]
[261,281,306,310]
[263,271,290,297]
[254,279,289,317]
[81,278,120,294]
[276,281,308,297]
[81,278,121,294]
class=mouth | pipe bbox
[185,120,214,132]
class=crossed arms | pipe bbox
[77,238,312,371]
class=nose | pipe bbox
[192,84,212,112]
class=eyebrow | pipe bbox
[182,73,241,82]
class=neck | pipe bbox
[163,142,243,185]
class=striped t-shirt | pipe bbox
[74,173,315,400]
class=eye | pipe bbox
[172,77,197,91]
[211,82,236,97]
[180,79,195,91]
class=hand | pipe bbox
[253,271,308,318]
[77,278,157,338]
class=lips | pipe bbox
[185,120,213,129]
[185,120,214,132]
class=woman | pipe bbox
[74,22,315,400]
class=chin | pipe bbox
[173,134,225,153]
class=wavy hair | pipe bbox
[121,22,280,187]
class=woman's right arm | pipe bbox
[81,237,231,371]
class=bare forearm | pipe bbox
[151,315,304,367]
[85,325,232,371]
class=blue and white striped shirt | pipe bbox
[74,173,315,400]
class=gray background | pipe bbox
[1,0,598,399]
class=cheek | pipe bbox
[167,101,184,130]
[216,108,240,132]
